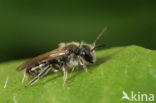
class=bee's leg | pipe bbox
[71,66,75,72]
[79,57,90,74]
[51,64,59,73]
[24,65,50,88]
[70,66,75,77]
[52,69,59,73]
[40,66,51,78]
[22,71,27,83]
[62,66,68,84]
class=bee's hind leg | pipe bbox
[22,71,28,83]
[24,65,50,88]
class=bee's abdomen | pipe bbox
[26,62,50,77]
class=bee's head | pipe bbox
[80,27,107,63]
[80,44,95,64]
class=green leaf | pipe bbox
[0,45,156,103]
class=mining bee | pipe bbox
[16,27,107,88]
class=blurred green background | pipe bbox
[0,0,155,62]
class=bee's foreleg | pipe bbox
[79,57,90,74]
[62,66,68,84]
[24,65,50,88]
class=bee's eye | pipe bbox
[80,50,87,57]
[82,51,85,55]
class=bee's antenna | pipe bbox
[91,43,105,51]
[93,27,107,46]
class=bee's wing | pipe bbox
[16,49,68,72]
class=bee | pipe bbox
[16,27,107,88]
